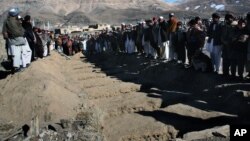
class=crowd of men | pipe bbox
[81,12,250,80]
[2,7,250,80]
[2,8,55,73]
[2,8,84,73]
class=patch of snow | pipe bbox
[215,4,225,11]
[210,3,216,8]
[204,6,207,9]
[235,1,240,4]
[194,5,200,10]
[185,7,190,10]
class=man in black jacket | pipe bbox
[22,15,37,61]
[231,19,248,79]
[207,13,223,73]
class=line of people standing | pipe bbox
[207,13,250,79]
[2,8,54,73]
[85,12,250,80]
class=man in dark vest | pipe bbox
[2,8,27,72]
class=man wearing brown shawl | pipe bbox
[167,13,178,62]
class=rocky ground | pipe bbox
[0,38,250,140]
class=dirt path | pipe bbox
[0,52,249,141]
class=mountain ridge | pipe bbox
[0,0,249,27]
[0,0,177,25]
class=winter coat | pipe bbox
[172,27,186,48]
[247,20,250,60]
[207,21,223,46]
[221,23,235,59]
[34,32,44,58]
[22,22,35,43]
[159,21,168,42]
[150,24,160,49]
[231,26,248,60]
[2,16,24,38]
[143,26,151,42]
[186,27,206,50]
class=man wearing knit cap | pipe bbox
[3,8,21,59]
[2,7,28,72]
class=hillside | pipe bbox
[0,0,177,26]
[0,0,249,27]
[178,0,250,16]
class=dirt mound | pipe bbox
[0,53,81,129]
